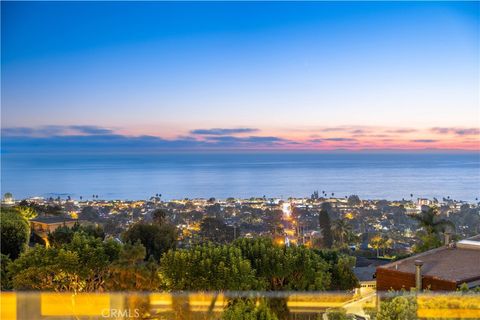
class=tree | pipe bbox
[123,222,176,260]
[106,241,160,291]
[347,195,361,206]
[207,197,216,204]
[159,243,258,291]
[410,207,454,235]
[48,224,105,247]
[1,208,30,259]
[319,209,333,249]
[413,233,442,253]
[316,250,359,290]
[15,206,38,220]
[233,238,331,291]
[103,218,124,236]
[331,219,352,247]
[62,233,121,290]
[10,233,121,292]
[151,209,167,225]
[199,217,233,243]
[410,207,454,253]
[1,254,12,290]
[369,235,386,258]
[223,299,278,320]
[48,225,75,247]
[372,295,417,320]
[368,234,392,257]
[383,238,393,256]
[78,206,101,221]
[264,209,283,235]
[78,224,105,239]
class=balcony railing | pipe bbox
[1,291,479,319]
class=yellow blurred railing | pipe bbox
[0,291,479,319]
[417,294,480,319]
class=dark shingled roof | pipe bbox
[30,216,77,224]
[378,235,480,284]
[355,256,391,268]
[354,266,377,281]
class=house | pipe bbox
[376,235,480,291]
[353,257,391,296]
[30,216,78,235]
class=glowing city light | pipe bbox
[282,202,291,218]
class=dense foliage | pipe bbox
[410,207,455,253]
[222,299,278,320]
[48,223,105,247]
[1,208,30,259]
[10,233,121,292]
[1,254,12,290]
[374,295,417,320]
[105,241,160,291]
[159,244,258,291]
[233,238,332,291]
[315,250,359,290]
[319,209,333,248]
[122,222,177,260]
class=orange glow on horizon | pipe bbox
[123,125,480,151]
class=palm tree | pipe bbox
[369,235,384,257]
[369,234,390,257]
[409,207,454,235]
[331,219,352,246]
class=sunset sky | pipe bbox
[2,1,479,152]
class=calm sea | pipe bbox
[1,152,479,201]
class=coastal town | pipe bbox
[2,192,480,319]
[4,192,479,257]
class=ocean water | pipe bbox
[1,152,479,201]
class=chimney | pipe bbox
[414,260,423,291]
[444,232,451,246]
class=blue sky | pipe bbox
[1,1,479,152]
